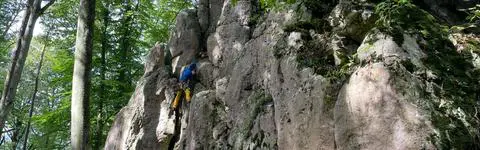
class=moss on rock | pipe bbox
[373,1,480,147]
[240,90,273,138]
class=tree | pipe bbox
[0,0,191,148]
[0,0,55,134]
[0,0,23,100]
[0,0,22,38]
[92,1,109,149]
[22,36,48,150]
[71,0,95,149]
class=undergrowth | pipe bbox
[375,0,480,148]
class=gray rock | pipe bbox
[331,33,359,65]
[169,9,201,75]
[328,1,376,42]
[104,68,178,150]
[215,77,228,103]
[144,43,165,75]
[197,59,218,88]
[176,90,227,149]
[197,0,225,35]
[106,0,480,149]
[335,62,435,149]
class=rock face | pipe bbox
[335,63,434,149]
[169,9,201,75]
[105,0,480,149]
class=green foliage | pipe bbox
[0,0,192,148]
[375,1,480,148]
[0,0,22,38]
[295,37,356,111]
[0,0,21,93]
[278,0,356,108]
[466,4,480,22]
[259,0,277,10]
[294,35,355,81]
[42,0,78,39]
[466,39,480,54]
[138,0,192,45]
[296,39,335,75]
[375,0,448,43]
[396,0,411,4]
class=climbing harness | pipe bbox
[171,62,196,110]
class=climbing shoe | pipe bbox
[172,90,182,110]
[185,88,191,103]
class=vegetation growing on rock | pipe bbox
[2,0,479,149]
[374,0,480,148]
[241,90,273,138]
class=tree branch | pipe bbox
[2,128,15,133]
[38,0,56,15]
[1,6,22,38]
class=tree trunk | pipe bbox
[11,119,22,150]
[0,134,4,145]
[71,0,95,149]
[22,41,48,150]
[0,0,55,135]
[93,4,108,150]
[117,1,139,102]
[118,2,133,97]
[0,0,35,134]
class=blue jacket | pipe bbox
[180,63,196,82]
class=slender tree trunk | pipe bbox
[0,128,14,146]
[0,134,4,145]
[118,2,132,96]
[0,0,55,135]
[71,0,95,149]
[11,120,22,150]
[93,5,108,150]
[0,0,35,134]
[22,41,47,150]
[117,1,139,101]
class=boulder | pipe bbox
[169,9,201,75]
[335,62,435,149]
[104,44,179,150]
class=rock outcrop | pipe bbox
[105,0,480,149]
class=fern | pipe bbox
[466,4,480,23]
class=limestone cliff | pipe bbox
[105,0,480,149]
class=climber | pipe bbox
[171,62,197,110]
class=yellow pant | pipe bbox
[171,88,191,109]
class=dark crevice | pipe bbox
[168,102,183,150]
[412,0,472,25]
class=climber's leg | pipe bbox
[172,90,182,110]
[185,88,191,103]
